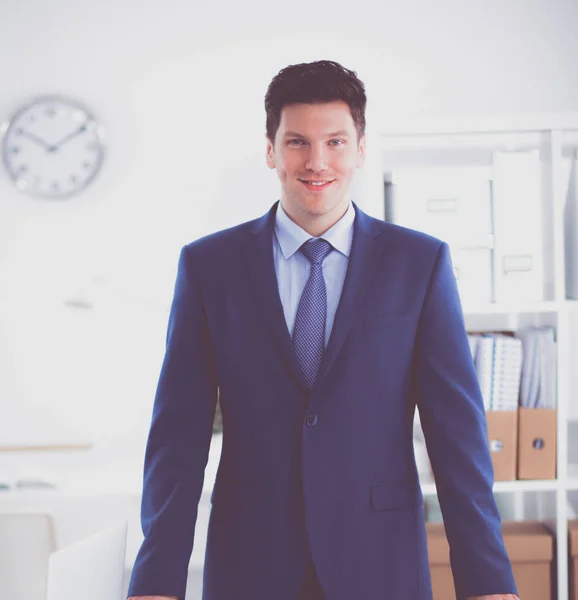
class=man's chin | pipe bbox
[282,191,348,219]
[304,197,346,217]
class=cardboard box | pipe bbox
[427,521,554,600]
[486,409,518,481]
[517,408,557,480]
[569,520,578,600]
[427,523,454,599]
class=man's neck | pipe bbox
[280,202,350,238]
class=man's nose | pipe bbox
[305,145,328,172]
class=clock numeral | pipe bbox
[14,127,24,136]
[82,161,92,170]
[86,142,99,152]
[70,175,78,184]
[51,182,60,192]
[10,147,21,155]
[16,165,28,174]
[45,107,57,118]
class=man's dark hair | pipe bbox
[264,60,366,144]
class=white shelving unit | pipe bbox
[377,116,578,600]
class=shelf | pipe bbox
[565,465,578,489]
[462,301,561,315]
[420,478,559,496]
[380,121,577,600]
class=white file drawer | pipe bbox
[390,166,493,249]
[451,246,493,305]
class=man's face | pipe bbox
[266,101,365,222]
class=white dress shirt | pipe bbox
[273,201,355,347]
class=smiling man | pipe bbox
[127,60,520,600]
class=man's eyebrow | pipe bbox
[283,130,351,138]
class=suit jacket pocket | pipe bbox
[370,481,416,511]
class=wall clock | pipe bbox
[1,95,105,198]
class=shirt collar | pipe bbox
[274,201,355,260]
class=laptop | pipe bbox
[46,521,128,600]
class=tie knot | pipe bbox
[300,238,333,265]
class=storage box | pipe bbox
[568,519,578,600]
[427,523,454,599]
[390,166,493,248]
[452,247,493,305]
[427,521,554,600]
[486,409,518,481]
[517,408,557,480]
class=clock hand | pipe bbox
[19,130,52,150]
[50,124,88,151]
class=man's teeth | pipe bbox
[303,180,331,186]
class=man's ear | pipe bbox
[357,134,366,168]
[265,135,276,169]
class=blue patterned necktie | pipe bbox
[292,238,334,388]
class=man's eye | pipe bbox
[288,139,305,146]
[330,139,345,146]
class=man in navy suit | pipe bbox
[127,60,520,600]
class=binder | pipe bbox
[516,326,557,479]
[471,331,521,481]
[517,408,557,480]
[486,409,518,481]
[517,326,557,410]
[467,333,480,359]
[490,334,523,411]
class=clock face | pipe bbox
[1,96,105,198]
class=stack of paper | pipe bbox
[473,333,523,411]
[517,326,557,409]
[467,333,480,359]
[490,334,523,411]
[474,334,496,411]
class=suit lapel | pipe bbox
[314,204,382,390]
[243,201,383,394]
[244,202,310,390]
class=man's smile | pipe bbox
[298,179,335,191]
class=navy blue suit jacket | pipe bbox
[127,201,517,600]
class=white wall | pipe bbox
[1,0,578,443]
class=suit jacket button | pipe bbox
[306,414,318,426]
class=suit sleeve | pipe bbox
[414,242,518,599]
[127,245,218,600]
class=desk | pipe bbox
[0,434,223,570]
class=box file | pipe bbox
[486,409,518,481]
[517,408,557,480]
[569,519,578,600]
